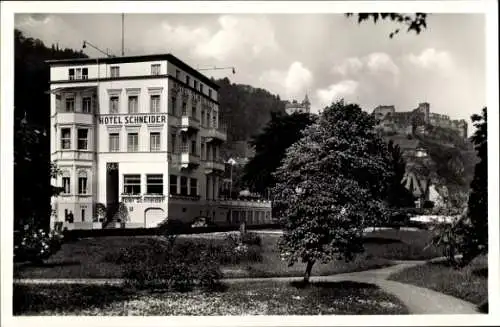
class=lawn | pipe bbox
[388,254,488,311]
[13,280,409,315]
[14,229,443,280]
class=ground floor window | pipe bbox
[123,174,141,194]
[190,178,197,196]
[169,175,177,195]
[146,174,163,194]
[180,176,188,195]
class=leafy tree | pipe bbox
[461,107,487,264]
[242,111,315,195]
[345,13,428,38]
[273,100,394,282]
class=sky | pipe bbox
[15,12,486,127]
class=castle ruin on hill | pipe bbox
[373,102,468,139]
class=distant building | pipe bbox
[285,94,310,115]
[373,102,468,139]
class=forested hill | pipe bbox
[214,77,286,157]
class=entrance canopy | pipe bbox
[46,86,97,95]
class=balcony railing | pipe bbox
[180,115,200,132]
[180,152,200,168]
[205,127,227,143]
[204,160,225,174]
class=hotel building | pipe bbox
[47,54,272,229]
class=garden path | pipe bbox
[14,260,479,314]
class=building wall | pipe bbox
[49,55,268,230]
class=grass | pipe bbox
[13,281,409,315]
[14,229,442,280]
[388,254,488,310]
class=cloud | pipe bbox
[259,61,313,99]
[195,15,279,61]
[332,52,399,76]
[315,80,359,109]
[407,48,454,71]
[143,15,279,64]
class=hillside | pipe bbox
[383,125,478,205]
[214,77,286,159]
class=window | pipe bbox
[82,68,88,79]
[194,80,198,89]
[110,66,120,78]
[201,140,205,160]
[61,128,71,150]
[78,172,88,194]
[150,132,160,152]
[171,133,177,153]
[82,97,92,113]
[123,174,141,194]
[150,95,160,113]
[182,102,187,116]
[77,129,88,150]
[186,75,190,85]
[180,176,188,195]
[128,96,138,113]
[190,178,197,196]
[170,96,176,115]
[109,133,120,152]
[110,96,119,113]
[191,140,197,155]
[127,133,139,152]
[151,64,161,75]
[208,89,212,98]
[212,111,218,128]
[62,177,71,194]
[201,109,206,126]
[169,175,177,194]
[65,97,75,112]
[75,68,82,80]
[69,69,75,80]
[181,134,188,153]
[175,70,180,79]
[146,174,163,194]
[81,209,86,222]
[192,102,197,118]
[200,83,204,93]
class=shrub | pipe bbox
[241,232,262,246]
[123,240,222,292]
[14,228,64,263]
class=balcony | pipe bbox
[179,115,200,132]
[205,127,227,143]
[180,152,200,168]
[204,160,225,175]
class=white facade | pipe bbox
[48,54,271,229]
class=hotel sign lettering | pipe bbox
[99,115,167,125]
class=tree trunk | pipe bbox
[303,260,315,283]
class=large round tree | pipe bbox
[273,100,394,282]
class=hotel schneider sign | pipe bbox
[99,114,167,125]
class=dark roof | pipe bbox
[46,53,219,90]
